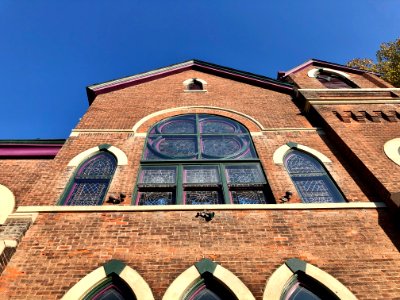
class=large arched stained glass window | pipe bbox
[284,150,345,203]
[62,151,117,205]
[135,114,272,205]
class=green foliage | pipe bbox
[347,38,400,87]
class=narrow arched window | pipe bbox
[316,70,358,89]
[282,272,339,300]
[62,151,117,205]
[185,277,237,300]
[188,78,203,90]
[135,114,272,205]
[284,150,345,203]
[83,274,136,300]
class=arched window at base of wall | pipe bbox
[163,258,254,300]
[62,260,154,300]
[263,259,356,300]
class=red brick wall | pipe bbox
[311,104,400,202]
[0,209,399,299]
[77,70,309,130]
[0,159,53,206]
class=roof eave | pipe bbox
[86,60,294,104]
[279,59,379,79]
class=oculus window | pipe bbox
[284,150,345,203]
[61,151,117,205]
[135,114,272,205]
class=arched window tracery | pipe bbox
[284,150,345,203]
[61,151,117,205]
[135,114,272,205]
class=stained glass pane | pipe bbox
[139,167,176,184]
[285,152,325,174]
[292,176,344,203]
[145,136,198,160]
[150,115,196,134]
[231,190,266,204]
[137,191,174,205]
[287,284,322,300]
[190,288,222,300]
[184,190,223,205]
[77,153,117,178]
[285,150,345,203]
[65,182,108,205]
[201,135,256,159]
[199,115,246,134]
[183,166,220,184]
[225,164,265,184]
[95,286,127,300]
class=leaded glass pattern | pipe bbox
[136,191,174,205]
[143,114,257,160]
[184,190,223,205]
[184,166,220,184]
[225,165,265,184]
[145,136,198,160]
[285,150,345,203]
[231,190,266,204]
[63,152,117,206]
[136,114,272,205]
[139,167,176,184]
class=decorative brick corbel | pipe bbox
[334,111,352,123]
[351,111,367,122]
[366,111,382,123]
[382,110,398,122]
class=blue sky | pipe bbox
[0,1,399,139]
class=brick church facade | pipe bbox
[0,59,400,299]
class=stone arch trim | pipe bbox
[67,144,128,167]
[384,138,400,166]
[263,258,356,300]
[0,184,15,224]
[163,259,255,300]
[132,106,264,133]
[62,260,154,300]
[273,142,331,165]
[307,68,351,79]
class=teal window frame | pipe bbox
[134,161,270,205]
[133,113,273,205]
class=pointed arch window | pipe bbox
[282,272,338,300]
[284,150,345,203]
[135,114,272,205]
[316,70,358,89]
[83,274,136,300]
[62,151,117,205]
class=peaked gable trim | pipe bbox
[280,58,375,79]
[86,60,293,104]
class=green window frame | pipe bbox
[133,114,273,205]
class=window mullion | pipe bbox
[220,164,231,204]
[176,165,183,204]
[196,114,201,159]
